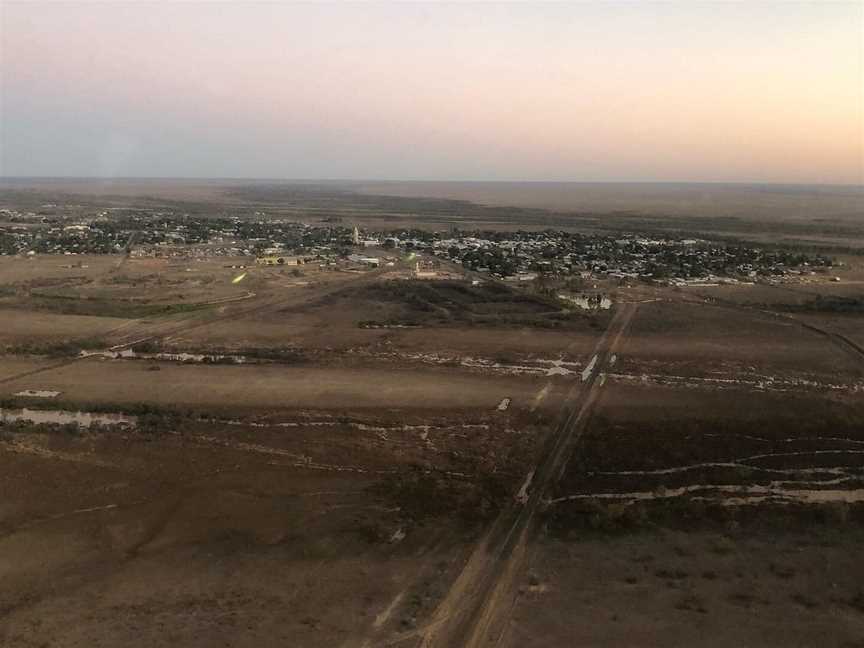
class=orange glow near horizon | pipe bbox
[1,2,861,183]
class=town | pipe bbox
[4,2,864,646]
[0,208,834,285]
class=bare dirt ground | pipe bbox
[3,241,864,647]
[0,357,54,382]
[0,254,118,283]
[0,422,494,648]
[163,277,602,370]
[0,310,133,348]
[168,320,597,367]
[797,313,864,350]
[618,299,864,380]
[552,382,864,509]
[0,255,582,647]
[0,358,555,413]
[503,531,864,648]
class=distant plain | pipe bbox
[3,178,863,248]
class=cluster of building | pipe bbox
[418,230,833,283]
[0,209,832,283]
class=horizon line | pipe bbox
[1,176,862,189]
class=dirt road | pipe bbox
[0,271,368,388]
[415,302,638,648]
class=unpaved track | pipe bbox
[0,272,369,388]
[416,303,638,648]
[98,268,385,349]
[0,296,273,386]
[0,358,81,386]
[683,290,864,366]
[783,314,864,363]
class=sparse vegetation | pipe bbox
[2,181,864,648]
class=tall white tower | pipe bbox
[352,226,360,246]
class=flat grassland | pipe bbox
[504,531,864,648]
[4,178,864,247]
[3,358,552,412]
[1,198,864,645]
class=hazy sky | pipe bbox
[1,1,861,183]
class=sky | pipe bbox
[1,1,861,184]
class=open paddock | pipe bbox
[0,254,117,284]
[166,317,602,367]
[553,383,864,518]
[0,357,557,415]
[0,419,503,648]
[617,299,864,380]
[0,309,133,349]
[502,532,864,648]
[796,313,864,350]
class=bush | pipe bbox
[131,340,161,354]
[374,471,455,521]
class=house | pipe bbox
[255,255,313,266]
[347,254,380,267]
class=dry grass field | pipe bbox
[0,422,493,648]
[502,531,864,648]
[1,358,557,414]
[1,193,864,646]
[617,300,864,379]
[4,179,863,247]
[355,181,864,222]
